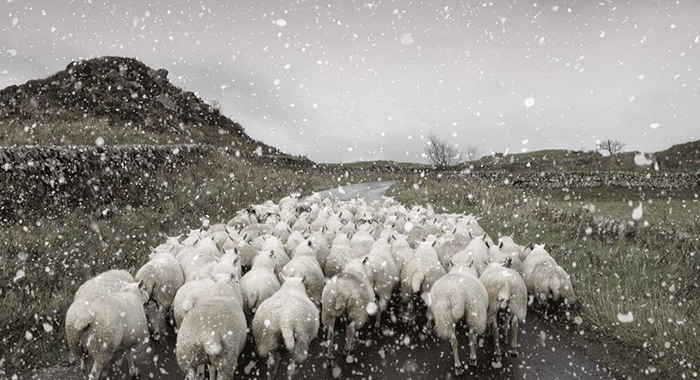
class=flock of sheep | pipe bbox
[64,194,578,380]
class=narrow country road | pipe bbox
[33,181,616,380]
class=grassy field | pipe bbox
[531,186,700,235]
[0,152,372,376]
[387,177,699,380]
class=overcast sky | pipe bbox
[1,0,699,163]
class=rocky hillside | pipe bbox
[0,56,278,153]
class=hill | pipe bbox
[0,56,278,153]
[460,141,700,174]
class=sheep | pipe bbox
[207,250,242,278]
[240,251,282,313]
[173,273,243,327]
[321,259,376,362]
[522,244,577,306]
[324,245,363,278]
[436,237,467,270]
[176,294,247,380]
[66,280,150,380]
[479,259,528,361]
[134,250,185,340]
[450,235,490,275]
[389,235,415,276]
[253,276,320,380]
[429,260,489,374]
[400,241,446,312]
[352,247,399,327]
[488,243,524,275]
[74,269,135,300]
[281,241,325,302]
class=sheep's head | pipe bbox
[124,280,151,304]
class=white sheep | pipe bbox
[253,276,320,379]
[351,249,399,328]
[479,259,528,361]
[400,241,446,311]
[429,260,489,374]
[321,259,376,362]
[172,273,243,327]
[281,241,325,302]
[522,244,577,306]
[240,251,282,313]
[176,294,247,380]
[450,236,490,275]
[135,250,185,340]
[73,269,135,300]
[488,242,524,275]
[66,280,150,379]
[324,245,363,278]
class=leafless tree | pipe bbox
[463,145,480,161]
[425,134,460,168]
[597,139,626,156]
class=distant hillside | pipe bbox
[0,56,278,153]
[460,141,700,174]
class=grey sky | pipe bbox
[1,0,698,163]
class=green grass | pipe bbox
[532,186,700,235]
[387,177,700,380]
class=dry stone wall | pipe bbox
[462,170,700,189]
[0,145,210,222]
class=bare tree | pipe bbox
[597,139,626,156]
[463,145,480,161]
[425,134,460,168]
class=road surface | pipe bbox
[33,181,616,380]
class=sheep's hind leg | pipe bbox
[450,328,463,376]
[153,304,165,341]
[492,319,502,362]
[267,352,279,380]
[343,321,357,355]
[79,353,90,377]
[126,349,139,379]
[507,317,519,358]
[468,327,478,367]
[325,316,336,364]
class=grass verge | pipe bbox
[387,176,699,380]
[0,151,367,377]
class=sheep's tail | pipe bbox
[182,295,195,314]
[411,271,425,294]
[333,289,349,312]
[204,334,222,357]
[246,291,259,312]
[497,285,511,310]
[429,297,455,340]
[281,322,295,352]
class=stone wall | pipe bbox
[462,170,700,189]
[0,145,211,222]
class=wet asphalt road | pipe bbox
[33,181,616,380]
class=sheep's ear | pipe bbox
[449,257,455,267]
[280,274,289,282]
[301,274,307,283]
[499,241,504,249]
[525,242,534,250]
[233,255,240,266]
[137,280,148,291]
[307,240,313,247]
[322,225,328,233]
[485,241,490,248]
[362,256,370,265]
[268,251,275,258]
[467,258,474,268]
[287,227,292,233]
[503,257,512,268]
[452,228,457,234]
[229,272,238,282]
[468,232,473,239]
[149,246,155,253]
[432,240,437,247]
